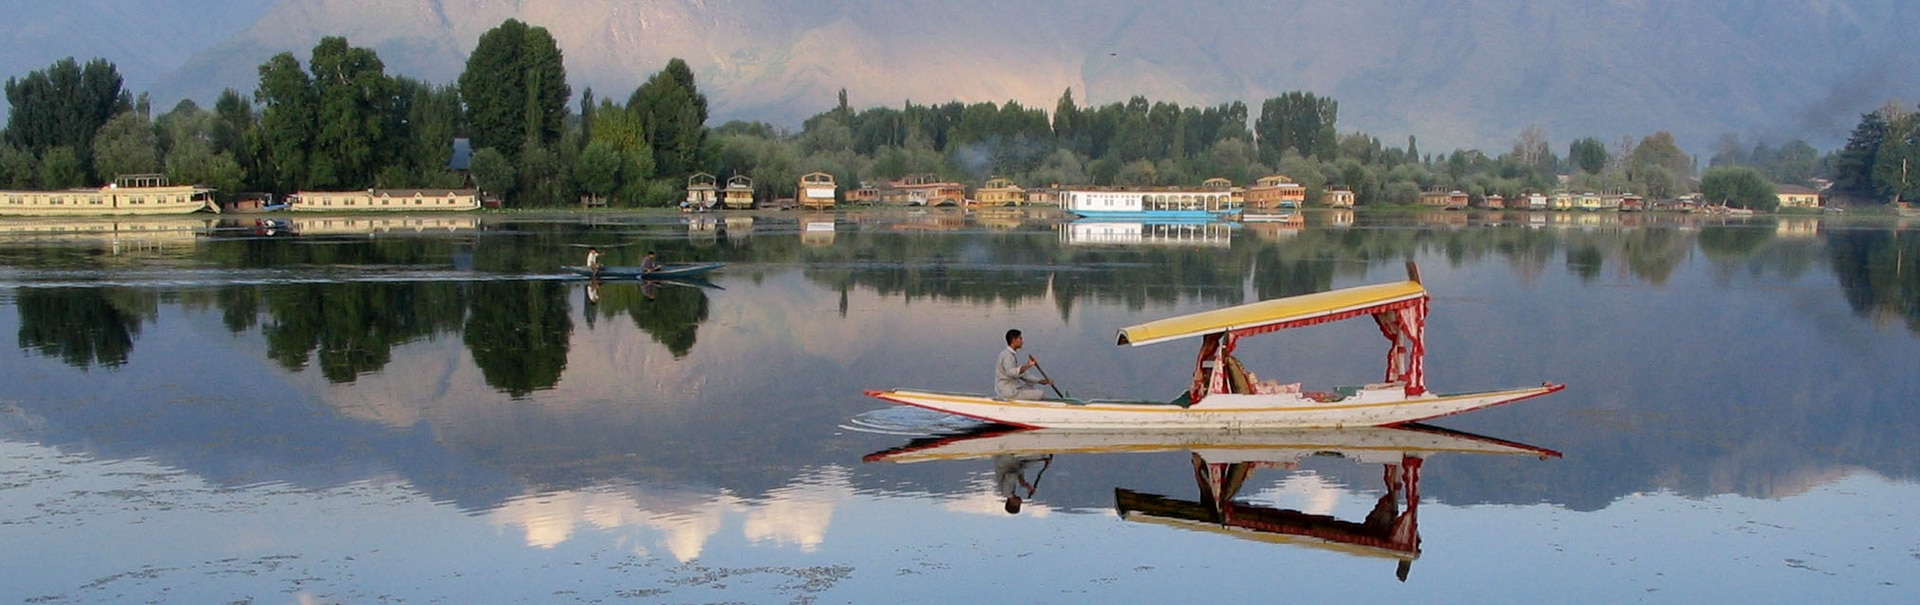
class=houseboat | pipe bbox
[723,175,756,209]
[1245,175,1307,210]
[975,177,1027,207]
[879,174,966,206]
[799,172,836,210]
[287,189,480,212]
[684,172,718,212]
[1060,187,1240,221]
[0,174,216,216]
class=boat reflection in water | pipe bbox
[866,423,1559,581]
[1059,220,1236,247]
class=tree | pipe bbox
[1870,107,1920,202]
[470,147,515,198]
[165,136,245,196]
[574,139,623,204]
[628,58,708,180]
[0,143,35,187]
[254,52,315,193]
[38,146,86,189]
[1255,92,1338,164]
[1512,124,1551,174]
[1700,166,1778,211]
[460,20,569,162]
[1627,131,1691,200]
[3,57,130,180]
[305,37,396,189]
[92,111,159,179]
[1052,87,1080,153]
[1569,137,1608,175]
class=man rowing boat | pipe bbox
[995,329,1051,400]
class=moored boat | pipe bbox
[0,174,216,216]
[866,262,1564,428]
[1060,187,1240,221]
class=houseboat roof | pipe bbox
[1116,280,1427,347]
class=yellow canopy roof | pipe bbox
[1116,280,1427,347]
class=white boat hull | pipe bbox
[865,424,1561,465]
[864,383,1564,429]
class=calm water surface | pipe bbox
[1,210,1916,604]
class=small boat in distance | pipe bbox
[866,262,1563,429]
[563,262,727,280]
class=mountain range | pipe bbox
[4,0,1918,154]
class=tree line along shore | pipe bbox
[4,19,1915,214]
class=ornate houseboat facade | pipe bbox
[799,172,837,210]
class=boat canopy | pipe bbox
[1120,269,1432,400]
[1116,280,1427,347]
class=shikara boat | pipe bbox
[866,262,1563,429]
[562,262,727,280]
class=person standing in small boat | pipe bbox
[996,329,1051,400]
[641,250,662,274]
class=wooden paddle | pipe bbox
[1029,355,1066,399]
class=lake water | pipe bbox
[1,209,1916,604]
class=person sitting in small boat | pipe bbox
[995,329,1051,400]
[586,246,602,277]
[641,251,662,273]
[994,454,1051,514]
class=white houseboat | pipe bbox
[0,174,216,216]
[1060,187,1240,221]
[287,189,480,212]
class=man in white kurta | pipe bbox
[995,329,1050,400]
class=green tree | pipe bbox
[1700,166,1778,211]
[1831,108,1892,200]
[1052,87,1080,153]
[470,147,515,198]
[574,139,623,204]
[1625,131,1691,199]
[254,52,315,193]
[1568,137,1608,175]
[38,146,86,188]
[305,37,396,189]
[629,58,709,180]
[1254,92,1337,163]
[3,57,130,180]
[92,111,159,179]
[0,143,36,187]
[460,19,569,163]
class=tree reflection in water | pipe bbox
[15,287,152,369]
[466,280,571,397]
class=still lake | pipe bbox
[1,209,1916,604]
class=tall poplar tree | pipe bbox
[1254,92,1337,164]
[306,37,395,189]
[254,52,315,193]
[628,58,708,181]
[460,19,569,163]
